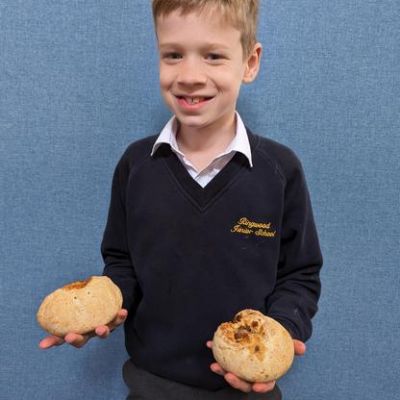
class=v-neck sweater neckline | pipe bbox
[155,130,259,211]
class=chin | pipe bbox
[174,113,207,125]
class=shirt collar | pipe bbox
[150,112,253,167]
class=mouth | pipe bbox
[175,95,214,106]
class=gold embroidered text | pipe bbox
[231,217,276,238]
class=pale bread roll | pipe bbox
[212,309,294,382]
[37,276,122,337]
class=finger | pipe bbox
[293,339,306,356]
[95,325,110,339]
[224,373,252,393]
[117,308,128,320]
[64,332,90,348]
[39,335,65,349]
[93,309,128,340]
[252,381,276,393]
[206,341,213,349]
[109,309,128,329]
[210,362,225,376]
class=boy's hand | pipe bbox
[206,339,306,393]
[39,309,128,349]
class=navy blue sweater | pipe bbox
[101,130,322,390]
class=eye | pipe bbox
[206,53,223,61]
[162,52,182,60]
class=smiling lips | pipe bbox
[176,95,214,108]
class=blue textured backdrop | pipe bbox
[1,1,399,399]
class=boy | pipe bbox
[40,1,322,399]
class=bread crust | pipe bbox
[212,309,294,382]
[36,276,122,337]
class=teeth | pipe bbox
[185,97,204,104]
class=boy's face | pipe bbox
[156,8,261,134]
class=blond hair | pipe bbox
[152,0,259,59]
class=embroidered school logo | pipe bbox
[230,217,276,238]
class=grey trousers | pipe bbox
[123,359,282,400]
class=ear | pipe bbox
[242,43,262,83]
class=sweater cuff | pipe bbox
[102,272,135,311]
[267,315,301,341]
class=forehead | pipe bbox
[155,9,241,48]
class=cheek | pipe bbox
[217,74,243,99]
[159,67,173,89]
[214,66,245,88]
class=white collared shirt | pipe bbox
[151,112,253,187]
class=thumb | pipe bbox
[293,339,306,356]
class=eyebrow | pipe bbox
[158,42,231,51]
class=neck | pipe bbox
[176,113,236,155]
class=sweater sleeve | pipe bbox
[265,156,323,342]
[101,155,141,311]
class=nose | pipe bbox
[177,57,207,87]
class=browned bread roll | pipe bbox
[212,309,294,382]
[36,276,122,337]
